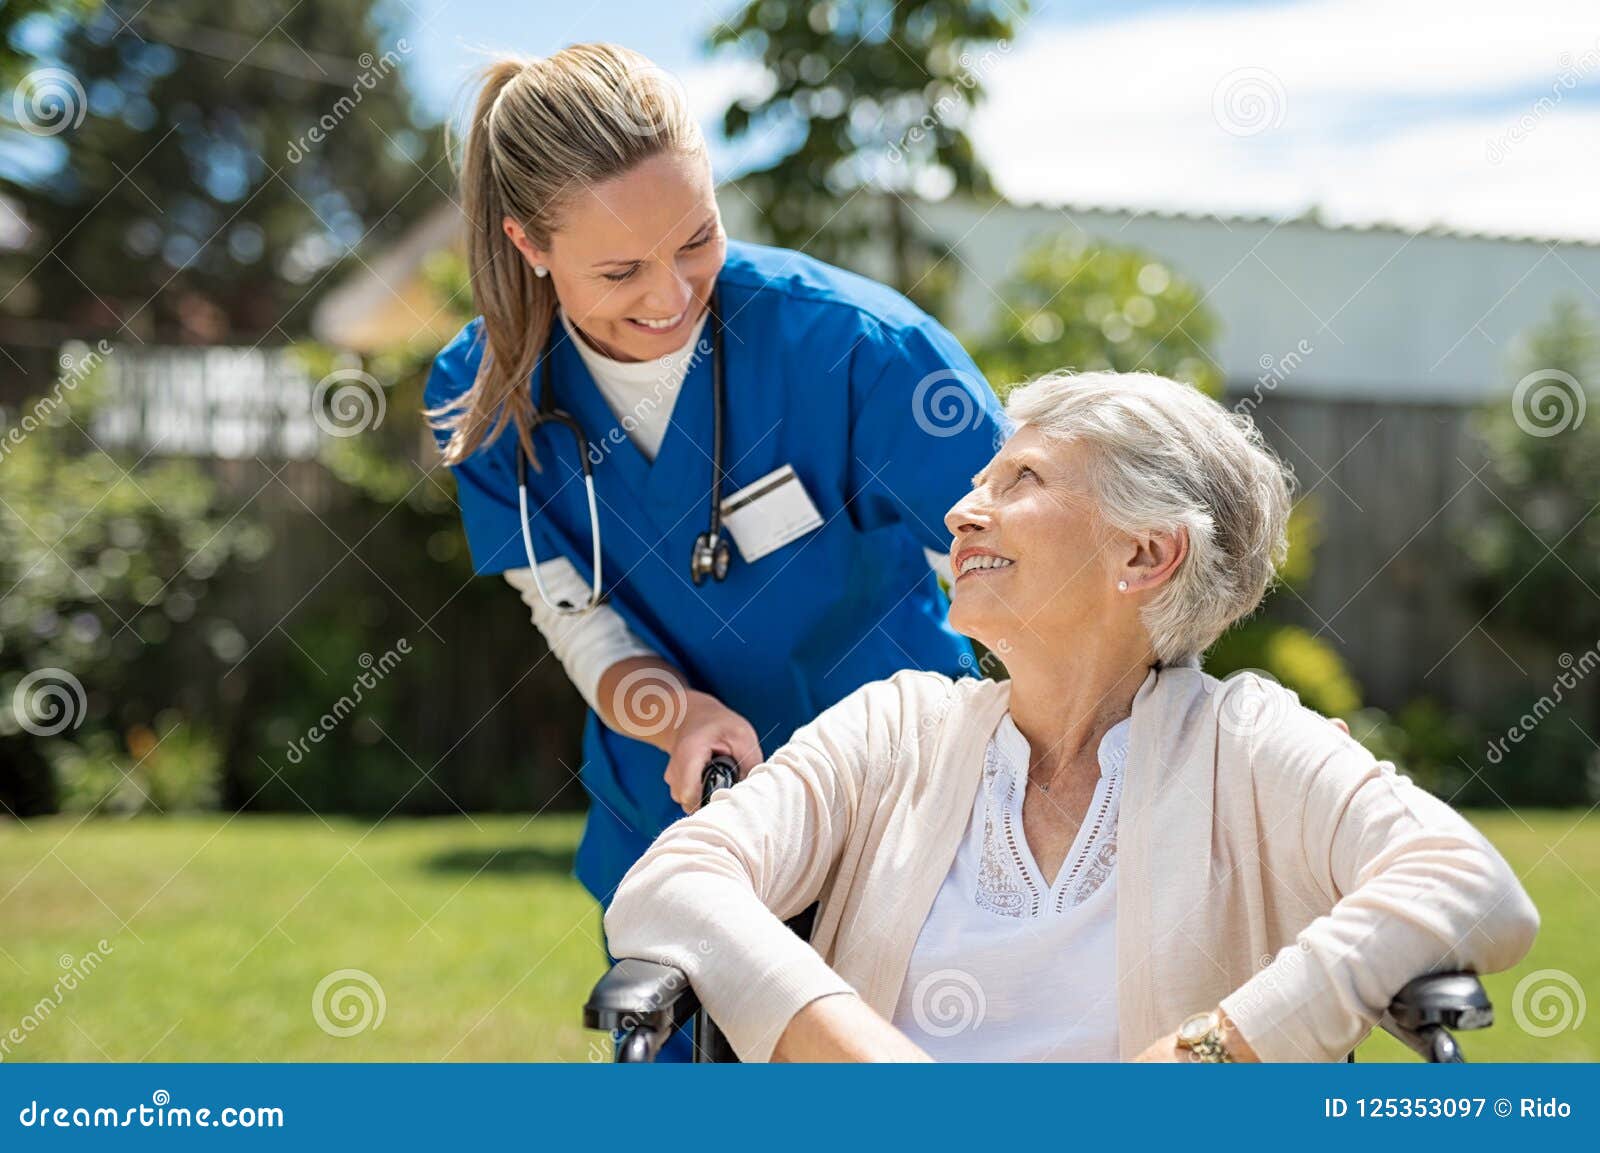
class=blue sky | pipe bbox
[394,0,1600,241]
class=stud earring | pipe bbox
[533,264,548,278]
[1117,580,1129,592]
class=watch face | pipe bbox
[1178,1013,1214,1044]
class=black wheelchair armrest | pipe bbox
[1386,971,1493,1032]
[584,958,699,1035]
[1380,971,1493,1062]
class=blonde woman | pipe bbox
[606,370,1539,1062]
[423,44,1007,1058]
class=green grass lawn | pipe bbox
[0,810,1594,1062]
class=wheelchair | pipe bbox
[586,757,1496,1063]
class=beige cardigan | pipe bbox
[605,666,1539,1062]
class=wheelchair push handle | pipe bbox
[700,754,740,808]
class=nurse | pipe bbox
[425,44,1005,921]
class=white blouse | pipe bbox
[890,712,1129,1061]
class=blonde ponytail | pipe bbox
[426,44,704,467]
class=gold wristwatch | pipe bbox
[1175,1009,1233,1062]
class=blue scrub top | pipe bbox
[425,240,1008,903]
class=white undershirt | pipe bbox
[557,305,711,462]
[891,712,1128,1062]
[504,306,954,712]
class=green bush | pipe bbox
[1,347,259,816]
[1208,621,1363,720]
[47,713,223,814]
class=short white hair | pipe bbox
[1004,370,1294,665]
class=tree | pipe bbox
[970,231,1223,397]
[709,0,1025,314]
[1454,298,1600,804]
[0,1,443,345]
[1464,299,1600,644]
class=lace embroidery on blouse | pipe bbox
[973,723,1123,920]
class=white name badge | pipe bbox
[719,464,825,563]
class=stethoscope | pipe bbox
[515,292,732,616]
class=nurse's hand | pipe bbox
[595,657,763,812]
[662,690,763,812]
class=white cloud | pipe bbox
[971,0,1600,238]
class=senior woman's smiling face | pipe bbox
[943,426,1124,650]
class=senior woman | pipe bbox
[605,370,1539,1063]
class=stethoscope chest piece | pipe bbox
[690,531,732,586]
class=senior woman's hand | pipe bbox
[1133,1009,1261,1063]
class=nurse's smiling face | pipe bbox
[943,428,1129,654]
[504,150,726,363]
